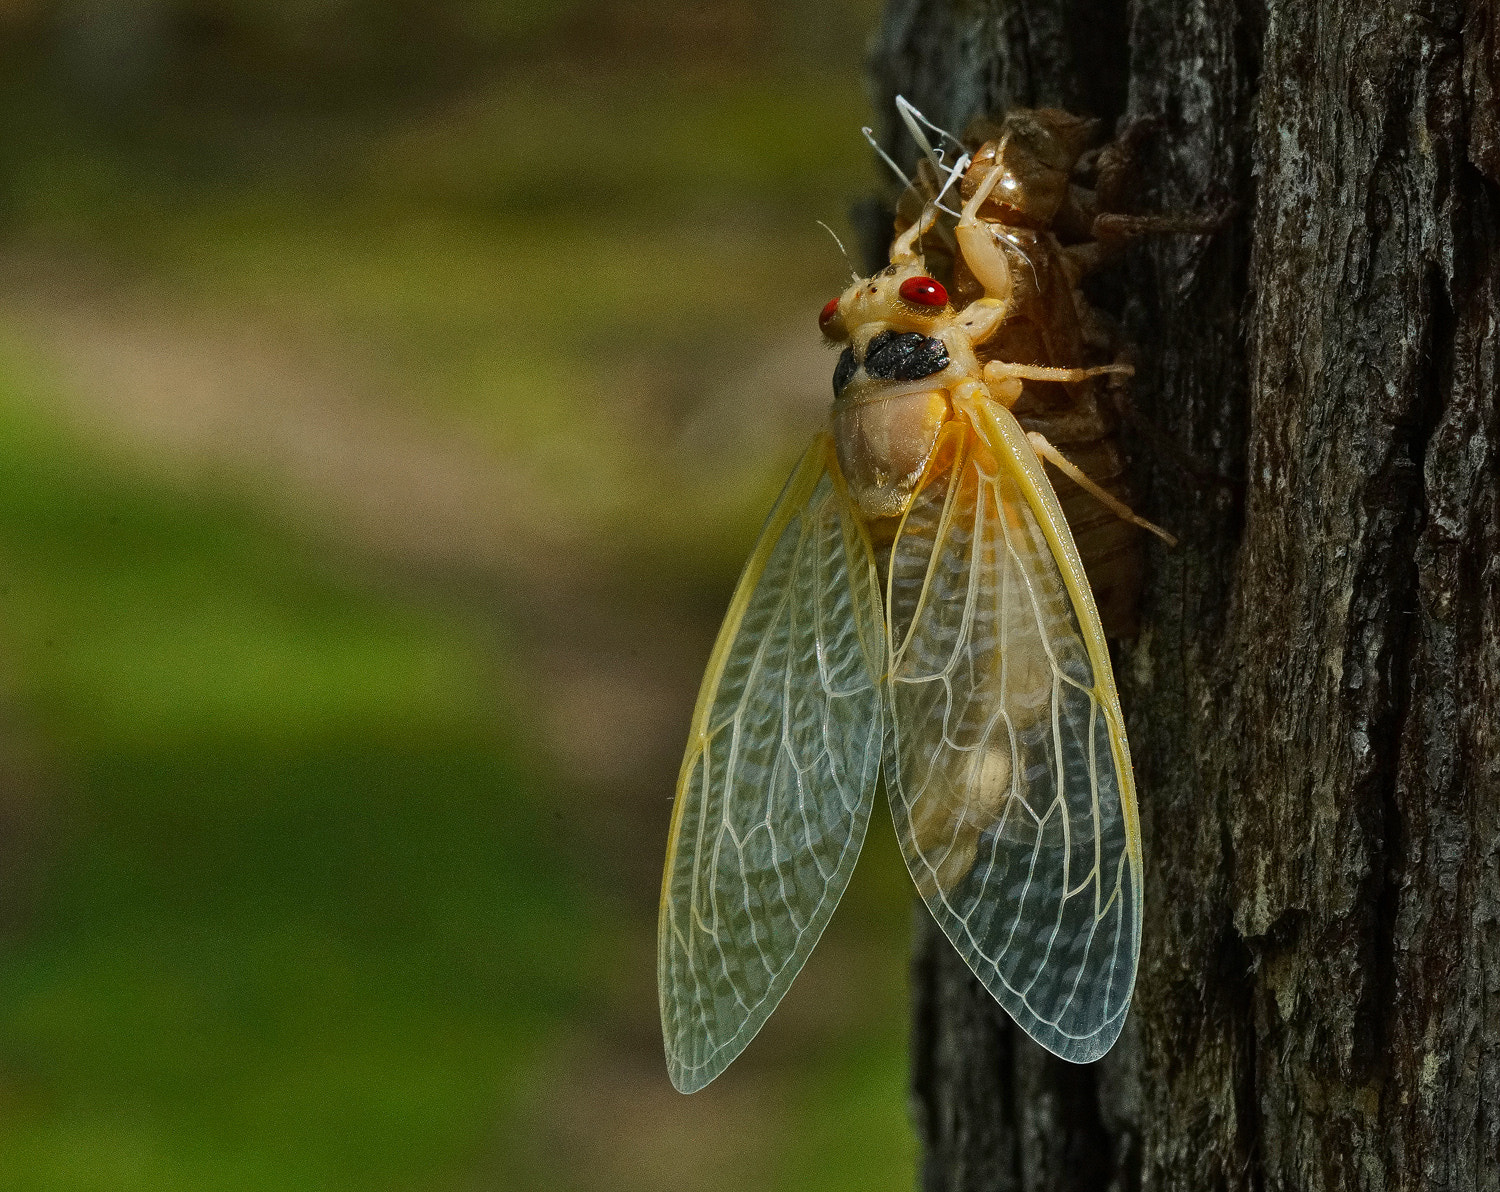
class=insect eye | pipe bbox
[898,275,948,308]
[818,296,841,330]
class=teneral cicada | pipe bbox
[659,102,1195,1092]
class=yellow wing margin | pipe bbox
[659,435,885,1092]
[883,397,1142,1063]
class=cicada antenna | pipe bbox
[816,220,860,281]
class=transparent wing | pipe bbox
[659,436,885,1092]
[883,404,1142,1062]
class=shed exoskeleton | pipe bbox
[886,106,1197,635]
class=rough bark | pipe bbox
[870,1,1500,1189]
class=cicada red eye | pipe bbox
[818,296,841,330]
[899,275,948,308]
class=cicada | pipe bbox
[659,103,1185,1093]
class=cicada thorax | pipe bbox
[830,329,954,523]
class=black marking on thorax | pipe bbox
[832,331,949,398]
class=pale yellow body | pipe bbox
[658,119,1154,1093]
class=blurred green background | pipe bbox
[0,2,918,1190]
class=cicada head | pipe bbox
[819,203,960,349]
[822,260,947,339]
[820,260,961,399]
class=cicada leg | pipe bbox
[980,357,1135,410]
[890,202,940,265]
[1025,431,1177,546]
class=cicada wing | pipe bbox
[659,436,886,1092]
[884,407,1142,1063]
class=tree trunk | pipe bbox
[869,1,1500,1189]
